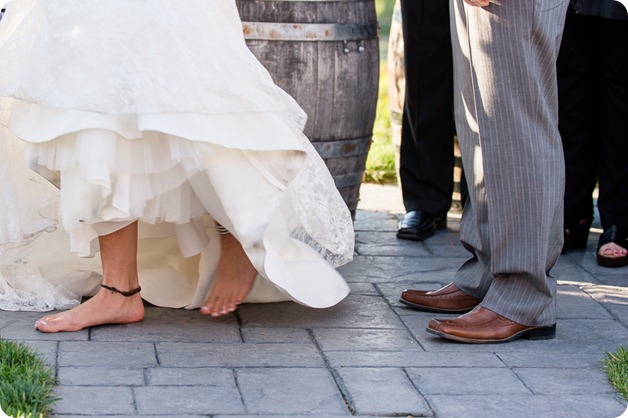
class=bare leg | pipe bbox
[200,233,257,317]
[35,222,145,333]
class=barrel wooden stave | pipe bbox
[237,0,379,214]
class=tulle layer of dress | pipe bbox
[0,0,354,311]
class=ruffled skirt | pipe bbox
[0,0,354,311]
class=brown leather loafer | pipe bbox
[399,283,481,313]
[427,306,556,344]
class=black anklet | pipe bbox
[101,284,142,296]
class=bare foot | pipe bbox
[599,242,628,259]
[200,234,257,317]
[35,289,144,333]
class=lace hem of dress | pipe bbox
[0,265,80,311]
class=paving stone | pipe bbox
[237,368,348,415]
[326,351,504,368]
[335,367,431,416]
[605,303,628,328]
[239,296,406,329]
[53,416,205,418]
[533,319,628,354]
[58,366,145,386]
[58,341,157,367]
[584,284,628,304]
[353,209,399,232]
[215,415,357,418]
[17,340,58,368]
[571,252,628,279]
[515,368,617,395]
[425,242,472,258]
[147,367,235,386]
[355,243,431,257]
[355,230,407,245]
[556,284,614,319]
[3,186,628,418]
[406,368,530,395]
[52,386,135,415]
[312,328,420,351]
[0,309,39,327]
[596,275,628,287]
[157,342,325,367]
[427,394,626,418]
[134,386,244,415]
[553,256,601,284]
[91,307,241,343]
[347,282,379,296]
[241,327,312,344]
[497,351,606,369]
[337,255,462,283]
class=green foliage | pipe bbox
[365,65,397,184]
[364,0,398,184]
[0,339,57,418]
[604,345,628,401]
[375,0,396,47]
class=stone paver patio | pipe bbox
[1,183,626,417]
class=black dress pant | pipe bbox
[399,0,455,216]
[557,13,628,228]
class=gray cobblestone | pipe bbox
[146,367,235,386]
[237,368,348,415]
[157,342,325,367]
[312,328,421,351]
[239,295,407,329]
[515,368,618,395]
[241,327,312,343]
[58,341,157,367]
[406,368,531,395]
[58,366,145,386]
[428,394,626,418]
[91,307,241,342]
[53,386,135,415]
[2,184,626,417]
[134,386,245,415]
[326,350,505,368]
[335,367,431,416]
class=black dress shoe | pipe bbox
[397,211,447,241]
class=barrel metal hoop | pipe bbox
[312,137,371,159]
[333,172,365,188]
[242,21,378,41]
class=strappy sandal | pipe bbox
[597,225,628,268]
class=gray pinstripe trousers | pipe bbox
[450,0,569,326]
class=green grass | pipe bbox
[365,65,396,184]
[375,0,396,52]
[364,0,398,184]
[0,339,57,418]
[604,345,628,401]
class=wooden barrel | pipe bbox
[385,0,464,212]
[236,0,380,215]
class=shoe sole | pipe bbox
[597,253,628,268]
[398,298,477,314]
[426,323,557,344]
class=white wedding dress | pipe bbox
[0,0,354,311]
